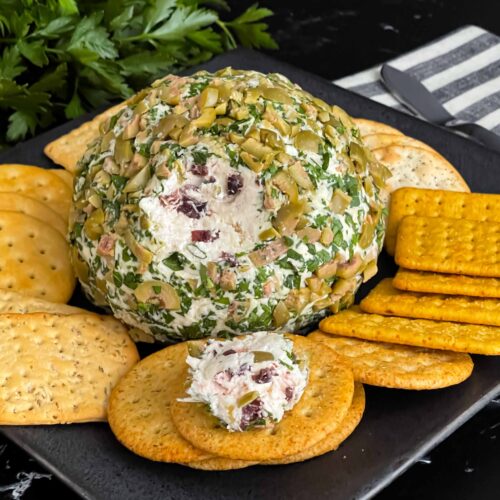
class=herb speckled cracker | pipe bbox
[171,334,355,462]
[0,164,71,220]
[108,342,212,463]
[186,383,365,470]
[320,306,500,355]
[0,289,85,315]
[0,313,139,424]
[0,192,66,237]
[362,279,500,326]
[394,268,500,299]
[353,118,403,137]
[395,215,500,277]
[309,330,473,390]
[373,146,469,194]
[0,211,75,303]
[44,102,127,173]
[386,188,500,255]
[363,133,435,153]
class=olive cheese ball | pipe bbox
[70,68,389,343]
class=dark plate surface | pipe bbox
[1,48,499,500]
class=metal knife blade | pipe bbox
[380,64,454,125]
[381,64,500,153]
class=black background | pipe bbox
[1,1,499,499]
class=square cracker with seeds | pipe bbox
[0,289,85,315]
[386,188,500,255]
[393,268,500,298]
[395,215,500,277]
[319,306,500,355]
[0,313,139,425]
[361,278,500,327]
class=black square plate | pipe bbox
[1,48,499,500]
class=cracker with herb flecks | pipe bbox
[363,133,435,154]
[0,211,75,303]
[108,341,212,463]
[310,330,473,390]
[0,313,139,424]
[0,289,85,315]
[353,118,403,137]
[372,146,469,194]
[185,383,365,470]
[170,334,354,462]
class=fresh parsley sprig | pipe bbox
[0,0,277,146]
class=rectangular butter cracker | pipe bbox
[395,215,500,277]
[361,278,500,326]
[386,188,500,255]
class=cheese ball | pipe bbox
[70,68,389,342]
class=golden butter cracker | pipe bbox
[310,330,473,390]
[0,211,75,303]
[0,192,66,237]
[44,102,127,173]
[0,289,85,314]
[170,334,355,462]
[0,313,138,424]
[353,118,403,137]
[0,164,71,219]
[362,278,500,326]
[320,306,500,355]
[50,169,73,190]
[373,146,469,194]
[108,342,212,463]
[386,187,500,255]
[186,384,365,470]
[394,268,500,299]
[395,215,500,277]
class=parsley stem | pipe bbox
[216,21,236,49]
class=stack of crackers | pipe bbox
[317,187,500,391]
[353,118,470,194]
[108,334,365,470]
[0,164,139,426]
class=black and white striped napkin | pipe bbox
[334,25,500,136]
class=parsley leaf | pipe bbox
[0,0,276,147]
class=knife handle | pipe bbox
[447,122,500,154]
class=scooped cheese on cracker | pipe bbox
[182,332,308,431]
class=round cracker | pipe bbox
[372,145,470,193]
[0,211,75,303]
[186,383,365,470]
[170,334,355,462]
[50,169,74,190]
[263,382,364,465]
[0,164,71,219]
[309,330,473,390]
[0,192,66,237]
[363,133,435,154]
[108,342,211,463]
[353,118,403,137]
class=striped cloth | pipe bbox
[334,25,500,136]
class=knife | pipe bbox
[380,64,500,154]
